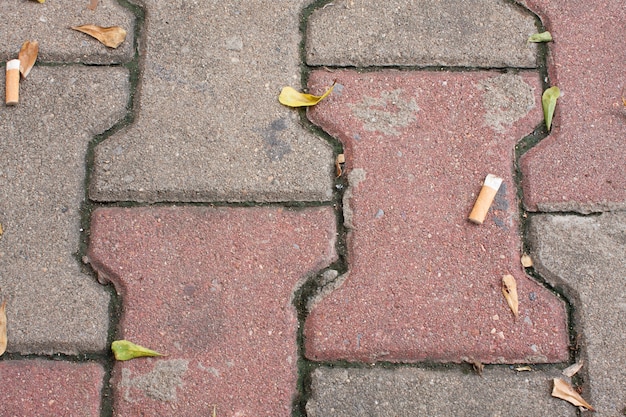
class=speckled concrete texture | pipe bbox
[520,0,626,213]
[529,213,626,417]
[0,0,135,64]
[90,0,334,204]
[307,366,577,417]
[306,0,539,68]
[87,206,336,416]
[0,360,104,417]
[0,66,128,354]
[305,69,569,363]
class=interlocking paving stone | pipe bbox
[307,366,577,416]
[0,0,135,64]
[0,360,104,417]
[0,66,128,354]
[529,213,626,416]
[87,206,336,416]
[306,0,539,68]
[305,69,569,363]
[90,0,334,204]
[520,0,626,213]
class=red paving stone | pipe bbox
[305,70,569,364]
[0,360,103,417]
[87,207,336,416]
[520,0,626,213]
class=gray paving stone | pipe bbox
[306,0,538,68]
[0,0,135,64]
[90,0,334,203]
[529,213,626,417]
[307,366,577,416]
[0,66,129,354]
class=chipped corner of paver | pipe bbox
[306,270,349,312]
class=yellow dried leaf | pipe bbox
[502,274,519,317]
[71,25,127,49]
[335,153,345,177]
[514,365,532,372]
[542,86,560,131]
[32,0,45,3]
[18,40,39,79]
[520,254,533,268]
[528,31,552,43]
[552,378,594,410]
[111,340,163,361]
[0,300,7,356]
[279,82,335,107]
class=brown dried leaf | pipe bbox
[552,378,594,410]
[71,25,127,48]
[335,153,345,177]
[502,274,519,317]
[562,361,584,378]
[514,365,532,372]
[18,40,39,78]
[520,254,533,268]
[0,300,7,356]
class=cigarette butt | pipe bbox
[469,174,503,224]
[6,59,20,106]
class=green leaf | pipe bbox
[111,340,163,361]
[542,86,560,131]
[279,82,335,107]
[528,31,552,43]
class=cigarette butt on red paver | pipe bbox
[5,59,20,106]
[468,174,503,225]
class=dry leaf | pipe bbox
[528,31,552,43]
[111,340,163,361]
[71,25,127,48]
[502,274,519,317]
[18,40,39,79]
[514,365,532,372]
[32,0,45,3]
[0,300,7,356]
[542,86,560,131]
[520,254,533,268]
[335,153,345,177]
[552,378,594,410]
[279,82,335,107]
[562,361,584,378]
[0,223,3,238]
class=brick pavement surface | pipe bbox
[0,0,624,416]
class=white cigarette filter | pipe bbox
[5,59,20,106]
[468,174,503,225]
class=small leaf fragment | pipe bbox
[111,340,163,361]
[87,0,99,10]
[528,31,552,43]
[521,254,533,268]
[279,82,335,107]
[552,378,594,410]
[562,361,584,378]
[335,153,345,177]
[32,0,45,3]
[502,274,519,317]
[514,365,532,372]
[0,300,7,356]
[542,86,560,131]
[18,40,39,79]
[71,25,127,48]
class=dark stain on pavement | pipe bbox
[262,118,293,162]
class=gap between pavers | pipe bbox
[0,66,129,354]
[87,206,337,416]
[90,0,334,204]
[529,212,626,417]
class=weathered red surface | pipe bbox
[88,206,336,416]
[0,360,103,417]
[305,69,569,363]
[520,0,626,212]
